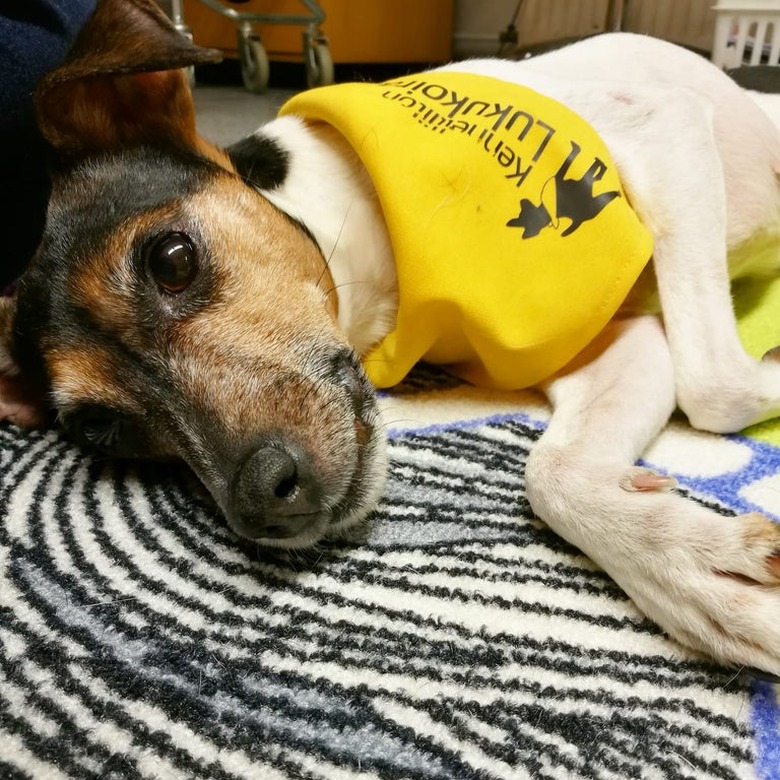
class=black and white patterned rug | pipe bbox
[1,372,778,779]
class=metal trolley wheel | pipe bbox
[174,0,330,93]
[237,25,270,93]
[304,33,334,88]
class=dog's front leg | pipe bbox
[527,315,780,673]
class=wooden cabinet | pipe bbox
[183,0,454,63]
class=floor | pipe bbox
[189,57,409,147]
[193,84,296,147]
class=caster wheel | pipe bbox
[305,40,334,89]
[238,32,270,94]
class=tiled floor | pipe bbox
[193,84,296,146]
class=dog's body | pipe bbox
[2,0,780,675]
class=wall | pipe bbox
[453,0,717,59]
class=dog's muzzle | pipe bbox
[225,349,381,546]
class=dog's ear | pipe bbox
[0,298,47,429]
[35,0,221,158]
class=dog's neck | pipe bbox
[255,116,398,356]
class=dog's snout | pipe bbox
[232,442,323,539]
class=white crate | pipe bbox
[712,0,780,67]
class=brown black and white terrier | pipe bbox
[2,0,780,675]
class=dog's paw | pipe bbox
[527,447,780,672]
[620,508,780,674]
[713,512,780,583]
[678,353,780,433]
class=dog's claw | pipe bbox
[620,467,677,493]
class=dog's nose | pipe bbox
[232,442,322,539]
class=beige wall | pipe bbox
[624,0,716,51]
[453,0,717,59]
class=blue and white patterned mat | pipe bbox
[1,369,778,779]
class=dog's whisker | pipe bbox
[322,279,374,298]
[376,417,424,431]
[316,201,354,294]
[359,357,393,365]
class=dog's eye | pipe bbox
[145,232,198,294]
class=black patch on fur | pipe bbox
[228,133,321,251]
[227,133,289,191]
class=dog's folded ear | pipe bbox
[0,298,47,429]
[35,0,222,159]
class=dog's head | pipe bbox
[0,0,387,547]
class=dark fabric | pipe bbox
[0,0,96,288]
[728,65,780,93]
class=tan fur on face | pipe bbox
[168,176,343,421]
[42,165,357,515]
[173,174,338,373]
[195,137,236,171]
[64,153,236,339]
[68,205,181,343]
[160,177,353,500]
[48,346,129,411]
[52,169,337,410]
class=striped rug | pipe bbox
[1,367,778,780]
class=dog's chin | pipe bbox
[241,512,331,551]
[230,418,388,551]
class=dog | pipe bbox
[1,0,780,677]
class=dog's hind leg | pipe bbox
[597,87,780,434]
[527,314,780,673]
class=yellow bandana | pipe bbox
[281,71,653,389]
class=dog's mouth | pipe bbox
[328,415,379,524]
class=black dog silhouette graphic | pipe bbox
[507,141,620,239]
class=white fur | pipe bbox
[258,33,780,673]
[257,117,398,356]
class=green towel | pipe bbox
[736,275,780,444]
